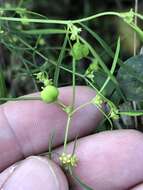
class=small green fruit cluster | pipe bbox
[92,94,103,107]
[59,153,78,169]
[69,24,82,41]
[110,107,119,120]
[71,42,89,60]
[85,59,99,81]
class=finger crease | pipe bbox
[1,105,26,159]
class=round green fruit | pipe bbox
[71,42,89,60]
[81,44,89,58]
[71,42,83,60]
[41,85,59,103]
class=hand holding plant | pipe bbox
[0,86,143,190]
[0,2,143,189]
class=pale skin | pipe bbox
[0,86,143,190]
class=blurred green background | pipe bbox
[0,0,142,97]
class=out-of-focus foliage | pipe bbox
[0,0,142,96]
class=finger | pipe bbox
[0,86,102,171]
[0,156,68,190]
[54,129,143,190]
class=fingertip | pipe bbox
[1,156,69,190]
[55,129,143,190]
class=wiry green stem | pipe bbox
[0,11,121,25]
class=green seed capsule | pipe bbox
[41,85,59,103]
[71,42,83,60]
[81,44,89,58]
[71,42,89,60]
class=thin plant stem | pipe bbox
[0,11,121,25]
[54,30,68,87]
[71,101,92,115]
[133,0,138,129]
[72,58,76,109]
[63,115,72,152]
[63,58,76,152]
[100,37,120,93]
[134,0,138,56]
[56,100,67,109]
[96,105,113,129]
[0,97,41,101]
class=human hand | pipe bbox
[0,86,143,190]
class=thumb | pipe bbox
[0,156,68,190]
